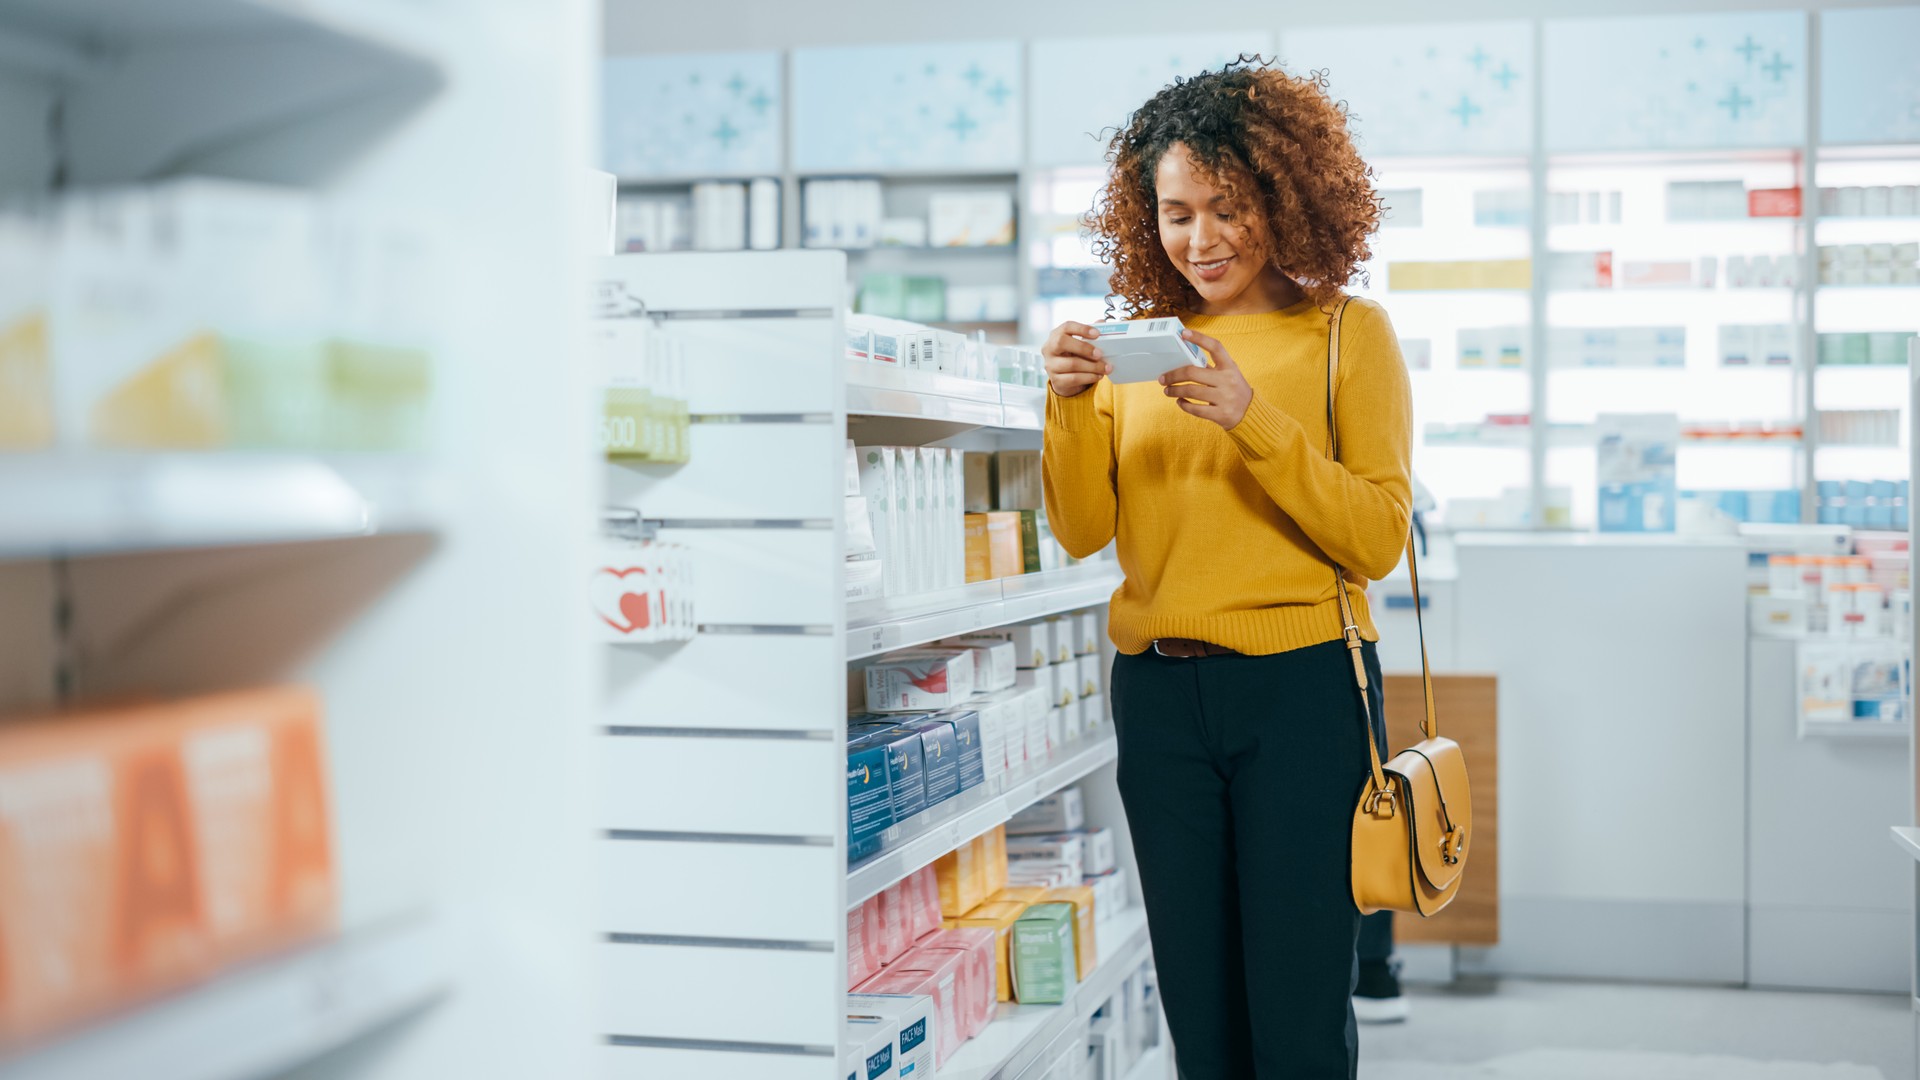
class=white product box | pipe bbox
[1088,316,1206,383]
[1075,826,1117,877]
[1015,663,1056,704]
[928,191,1014,248]
[1026,692,1051,766]
[857,445,902,597]
[1008,834,1084,880]
[945,448,965,589]
[1045,619,1073,664]
[1004,860,1078,888]
[978,691,1022,772]
[905,447,933,594]
[1893,186,1920,217]
[1009,786,1085,834]
[844,1014,896,1080]
[866,651,976,712]
[1750,595,1809,638]
[847,993,935,1080]
[1864,186,1893,217]
[982,623,1049,669]
[1084,866,1127,917]
[1073,611,1100,656]
[1059,697,1086,741]
[1081,692,1105,730]
[940,638,1017,692]
[1051,663,1077,706]
[1076,654,1101,699]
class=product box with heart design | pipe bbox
[856,950,965,1067]
[908,927,999,1042]
[864,651,975,713]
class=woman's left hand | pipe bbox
[1160,329,1254,430]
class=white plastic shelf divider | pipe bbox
[847,733,1117,909]
[0,914,447,1080]
[931,906,1154,1080]
[843,362,1046,431]
[847,564,1121,661]
[0,453,440,560]
[1889,826,1920,863]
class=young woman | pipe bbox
[1041,62,1412,1078]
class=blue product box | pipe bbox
[897,717,961,807]
[1599,481,1675,532]
[936,709,986,792]
[849,723,929,821]
[847,740,895,864]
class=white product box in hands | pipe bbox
[1089,317,1207,383]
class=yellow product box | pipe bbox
[991,885,1048,906]
[963,513,992,583]
[984,824,1009,893]
[966,832,993,903]
[1043,884,1099,980]
[985,511,1024,579]
[944,899,1026,1002]
[1387,258,1531,292]
[935,842,986,918]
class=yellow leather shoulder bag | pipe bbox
[1324,297,1474,917]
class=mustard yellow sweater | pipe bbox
[1043,297,1413,656]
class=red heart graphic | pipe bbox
[594,567,653,634]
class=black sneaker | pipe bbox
[1352,960,1409,1024]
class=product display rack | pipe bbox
[596,249,1153,1080]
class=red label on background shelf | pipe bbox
[1594,251,1613,288]
[1749,187,1803,218]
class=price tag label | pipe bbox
[866,627,886,654]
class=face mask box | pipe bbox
[1012,902,1079,1004]
[928,710,985,793]
[1073,611,1099,655]
[858,954,963,1068]
[844,1014,895,1080]
[865,651,975,712]
[943,899,1025,1002]
[1088,316,1206,383]
[1043,884,1100,980]
[1009,786,1084,834]
[939,637,1017,693]
[909,927,998,1041]
[1008,834,1084,881]
[847,993,934,1080]
[847,738,897,863]
[849,725,928,822]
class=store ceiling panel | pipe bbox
[1544,11,1807,153]
[1027,32,1272,168]
[1284,20,1533,158]
[602,50,784,179]
[791,40,1022,173]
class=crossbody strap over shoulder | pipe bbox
[1324,297,1437,815]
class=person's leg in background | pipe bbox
[1110,650,1256,1077]
[1353,911,1408,1023]
[1216,640,1383,1079]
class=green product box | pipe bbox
[1868,331,1912,365]
[1016,510,1044,574]
[903,276,946,323]
[857,273,909,319]
[1011,901,1078,1004]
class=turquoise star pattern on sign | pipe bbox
[1449,94,1483,126]
[1491,61,1518,90]
[986,78,1011,107]
[727,73,745,96]
[1466,46,1489,71]
[1735,34,1762,63]
[1718,84,1754,119]
[947,109,979,141]
[1694,36,1708,50]
[713,118,739,147]
[1762,51,1792,82]
[747,88,771,114]
[963,63,983,86]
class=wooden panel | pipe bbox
[1382,674,1498,945]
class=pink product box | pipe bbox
[910,927,999,1041]
[858,949,967,1067]
[862,893,908,971]
[905,865,943,943]
[848,906,877,990]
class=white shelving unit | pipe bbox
[596,250,1147,1080]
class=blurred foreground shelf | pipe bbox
[0,452,442,560]
[0,915,447,1080]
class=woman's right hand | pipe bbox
[1043,321,1113,398]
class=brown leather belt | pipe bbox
[1150,637,1240,658]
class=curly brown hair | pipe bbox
[1086,58,1382,317]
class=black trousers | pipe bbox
[1111,638,1387,1080]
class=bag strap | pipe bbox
[1324,298,1438,815]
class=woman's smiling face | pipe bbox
[1154,142,1265,310]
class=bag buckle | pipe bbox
[1440,826,1466,865]
[1363,787,1396,817]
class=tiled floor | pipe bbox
[1359,979,1912,1079]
